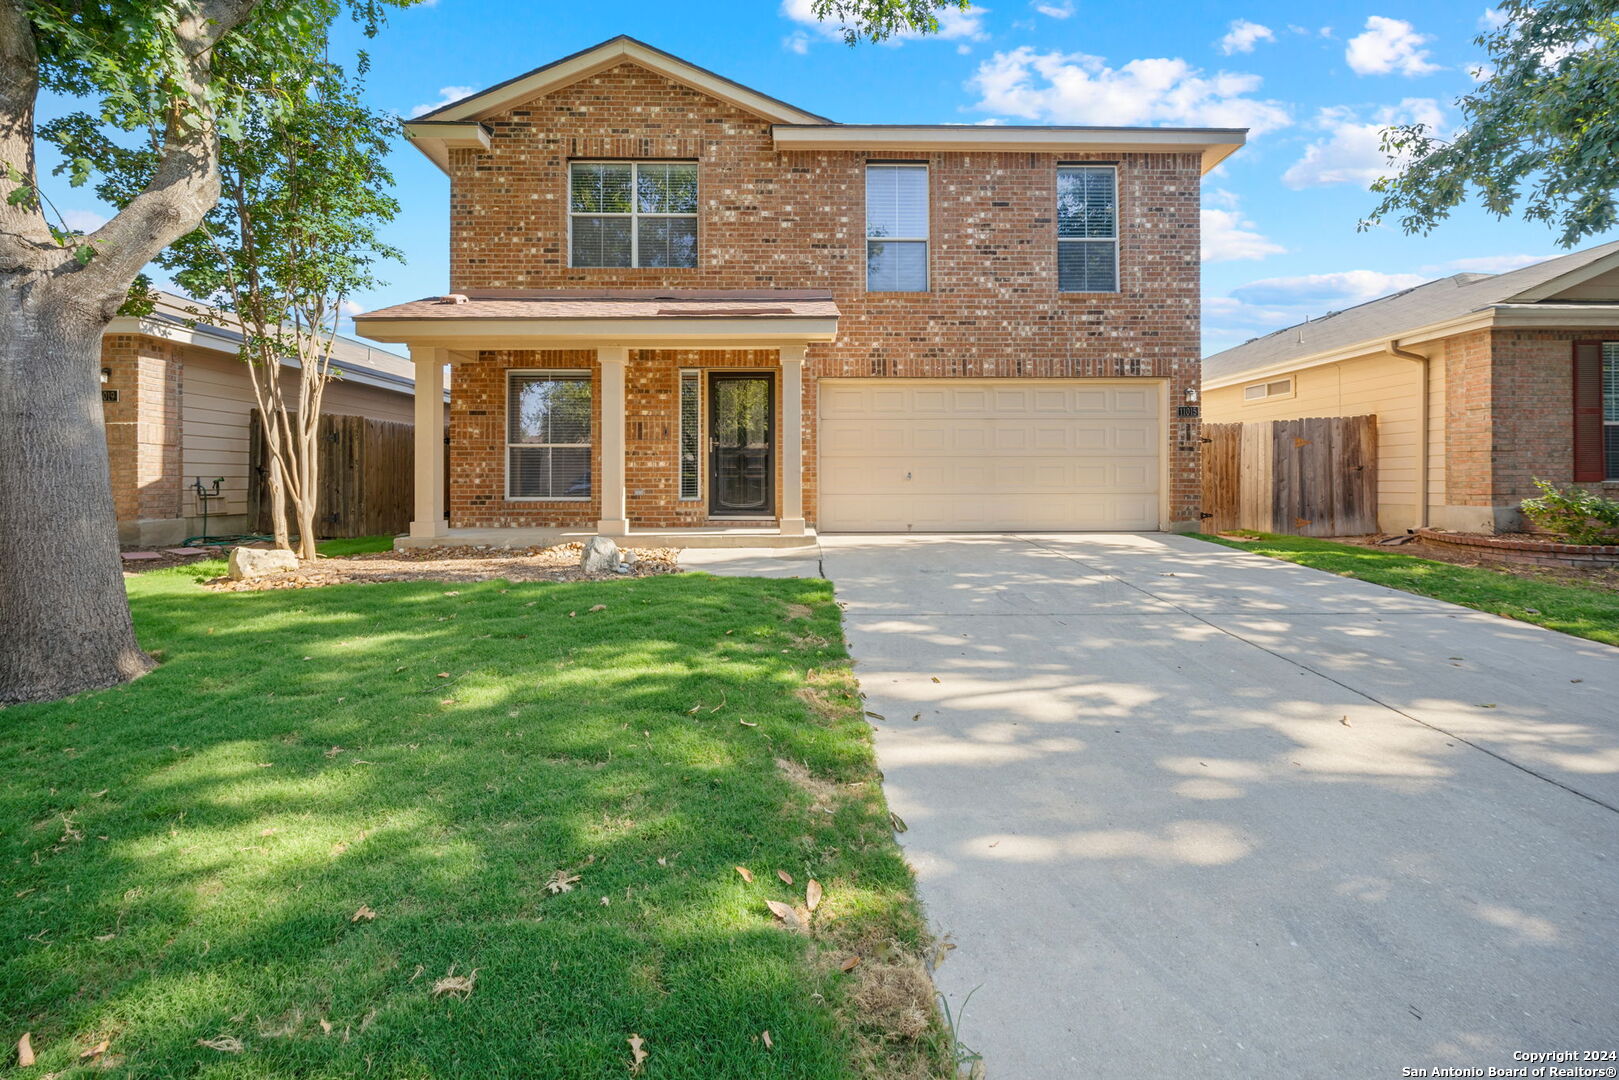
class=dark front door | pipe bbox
[709,373,774,516]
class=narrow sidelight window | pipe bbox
[1057,165,1118,292]
[508,371,592,499]
[570,161,698,268]
[866,163,928,291]
[1604,343,1619,480]
[679,369,701,500]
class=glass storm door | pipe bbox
[708,374,774,515]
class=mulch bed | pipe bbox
[202,542,681,592]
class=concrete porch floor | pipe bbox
[394,526,819,550]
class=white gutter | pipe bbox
[1386,340,1431,529]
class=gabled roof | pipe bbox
[1203,240,1619,387]
[403,35,1246,175]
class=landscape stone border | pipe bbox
[1415,528,1619,569]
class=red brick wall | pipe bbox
[443,60,1203,526]
[1443,327,1494,507]
[100,333,183,527]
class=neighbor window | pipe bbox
[1604,343,1619,479]
[679,369,701,500]
[569,161,698,268]
[866,163,928,291]
[508,371,592,499]
[1243,378,1294,402]
[1057,165,1118,292]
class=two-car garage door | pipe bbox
[817,379,1161,532]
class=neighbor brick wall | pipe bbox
[443,60,1203,525]
[100,333,183,528]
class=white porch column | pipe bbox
[597,346,629,536]
[408,345,448,539]
[779,344,807,536]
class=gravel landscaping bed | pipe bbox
[203,542,681,591]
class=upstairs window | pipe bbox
[1057,165,1118,292]
[866,163,929,292]
[508,371,592,499]
[570,162,697,268]
[1243,378,1294,402]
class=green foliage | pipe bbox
[1193,532,1619,646]
[802,0,971,43]
[1520,479,1619,543]
[0,570,949,1078]
[1366,0,1619,246]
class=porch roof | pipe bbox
[353,289,840,348]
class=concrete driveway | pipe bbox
[816,533,1619,1079]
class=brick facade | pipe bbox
[99,333,184,531]
[443,61,1204,528]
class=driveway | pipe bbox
[816,533,1619,1079]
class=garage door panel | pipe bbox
[819,379,1161,532]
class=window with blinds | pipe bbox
[507,371,592,499]
[1057,165,1118,293]
[1603,343,1619,480]
[866,163,929,292]
[570,162,698,268]
[679,369,701,500]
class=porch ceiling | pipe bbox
[353,289,840,349]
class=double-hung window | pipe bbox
[866,163,929,292]
[1604,343,1619,480]
[570,161,698,268]
[508,371,592,499]
[1057,165,1118,292]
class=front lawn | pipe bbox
[2,564,950,1078]
[1192,532,1619,647]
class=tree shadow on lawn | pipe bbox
[1,570,949,1079]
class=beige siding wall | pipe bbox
[1203,344,1448,532]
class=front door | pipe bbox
[708,373,774,516]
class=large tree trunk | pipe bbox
[0,289,154,703]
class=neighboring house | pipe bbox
[102,292,444,546]
[355,36,1243,545]
[1202,242,1619,534]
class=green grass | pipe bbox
[315,535,397,557]
[1,564,948,1078]
[1191,532,1619,647]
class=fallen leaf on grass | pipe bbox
[765,900,807,932]
[735,866,754,883]
[806,879,823,912]
[431,965,477,999]
[17,1032,34,1067]
[436,672,450,679]
[351,905,377,922]
[864,711,885,721]
[628,1034,648,1073]
[589,604,606,613]
[196,1036,244,1053]
[762,1030,773,1049]
[80,1040,109,1062]
[319,1020,332,1035]
[776,869,794,885]
[323,746,344,758]
[889,812,908,833]
[839,955,861,972]
[545,870,580,894]
[738,720,757,728]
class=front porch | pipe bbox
[351,290,838,551]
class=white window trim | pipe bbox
[865,162,930,293]
[567,160,699,269]
[1056,164,1119,295]
[678,368,703,501]
[505,368,593,502]
[1242,377,1295,404]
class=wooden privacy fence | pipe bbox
[248,411,415,539]
[1201,415,1378,537]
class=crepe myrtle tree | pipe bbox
[0,0,965,706]
[1366,0,1619,246]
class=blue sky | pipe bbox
[42,0,1604,356]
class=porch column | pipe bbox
[779,344,807,536]
[597,346,629,537]
[408,345,448,539]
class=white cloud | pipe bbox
[1479,7,1509,30]
[784,31,810,54]
[1345,16,1440,76]
[1203,187,1240,209]
[341,300,366,316]
[61,209,107,233]
[1281,98,1443,189]
[968,48,1291,134]
[409,86,476,119]
[781,0,989,44]
[1219,20,1275,55]
[1201,204,1284,263]
[1204,269,1429,348]
[1033,0,1074,17]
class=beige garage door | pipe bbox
[817,379,1161,532]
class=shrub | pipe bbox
[1520,480,1619,544]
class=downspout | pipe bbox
[1387,340,1430,529]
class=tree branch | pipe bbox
[0,0,56,267]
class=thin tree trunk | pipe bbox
[0,292,154,703]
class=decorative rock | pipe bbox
[580,535,621,574]
[227,546,300,580]
[164,547,210,556]
[120,551,161,561]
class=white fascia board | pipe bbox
[402,121,493,174]
[772,124,1246,174]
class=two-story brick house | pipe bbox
[355,36,1243,545]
